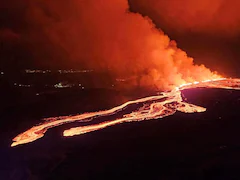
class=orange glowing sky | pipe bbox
[1,0,228,90]
[130,0,240,37]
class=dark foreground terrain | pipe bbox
[0,85,240,180]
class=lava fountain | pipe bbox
[11,78,240,147]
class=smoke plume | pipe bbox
[2,0,221,90]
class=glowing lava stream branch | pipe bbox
[11,78,240,147]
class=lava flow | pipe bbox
[11,78,240,147]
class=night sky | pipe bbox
[0,0,239,77]
[0,1,240,179]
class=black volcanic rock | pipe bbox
[1,88,240,180]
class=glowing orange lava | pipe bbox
[11,78,240,147]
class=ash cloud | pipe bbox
[1,0,220,90]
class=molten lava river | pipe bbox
[11,78,240,147]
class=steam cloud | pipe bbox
[2,0,221,90]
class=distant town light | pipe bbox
[54,82,72,88]
[25,69,93,74]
